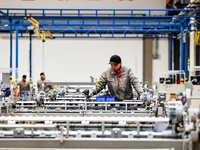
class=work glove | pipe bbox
[89,91,94,97]
[82,89,89,96]
[83,89,94,97]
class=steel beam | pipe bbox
[0,28,181,34]
[1,21,186,27]
[0,139,187,149]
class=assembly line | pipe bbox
[0,55,200,149]
[0,0,200,149]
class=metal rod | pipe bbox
[0,116,169,122]
[0,29,181,34]
[2,22,186,27]
[9,19,13,83]
[29,32,32,82]
[180,26,184,78]
[189,17,196,78]
[45,82,95,85]
[42,41,45,72]
[0,124,56,128]
[15,25,19,82]
[19,35,170,39]
[102,121,105,136]
[185,30,189,79]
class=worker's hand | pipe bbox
[89,91,94,97]
[82,89,94,97]
[138,94,143,100]
[82,89,90,96]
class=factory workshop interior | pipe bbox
[1,0,200,150]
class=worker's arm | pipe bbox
[27,82,30,92]
[49,84,53,90]
[37,81,40,90]
[128,68,143,95]
[13,81,20,90]
[13,82,20,99]
[92,71,107,95]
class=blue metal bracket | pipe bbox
[0,8,198,19]
[0,8,198,38]
[0,8,195,39]
[0,10,7,16]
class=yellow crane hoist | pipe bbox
[26,17,39,29]
[41,30,46,42]
[195,31,200,45]
[95,79,98,88]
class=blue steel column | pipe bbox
[29,32,32,82]
[180,26,184,78]
[15,25,19,82]
[185,30,189,79]
[9,20,13,83]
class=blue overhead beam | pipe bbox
[0,28,180,34]
[0,8,198,20]
[1,16,200,20]
[18,34,170,39]
[1,21,187,27]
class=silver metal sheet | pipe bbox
[0,138,187,149]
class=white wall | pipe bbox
[0,37,169,86]
[0,0,166,9]
[0,0,169,86]
[0,38,143,86]
[152,38,169,83]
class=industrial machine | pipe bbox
[157,70,186,101]
[0,80,199,149]
[0,81,162,117]
[0,100,199,149]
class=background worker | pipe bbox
[37,72,53,93]
[14,75,30,100]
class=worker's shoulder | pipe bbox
[17,81,23,84]
[121,66,132,72]
[26,81,31,84]
[104,67,112,73]
[37,79,42,83]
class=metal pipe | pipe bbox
[185,30,189,78]
[42,41,45,72]
[180,26,184,79]
[15,25,19,82]
[0,116,170,122]
[19,35,170,39]
[189,17,196,78]
[29,32,32,82]
[0,124,56,128]
[9,20,13,83]
[1,22,186,27]
[0,28,181,34]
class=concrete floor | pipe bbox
[0,148,173,150]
